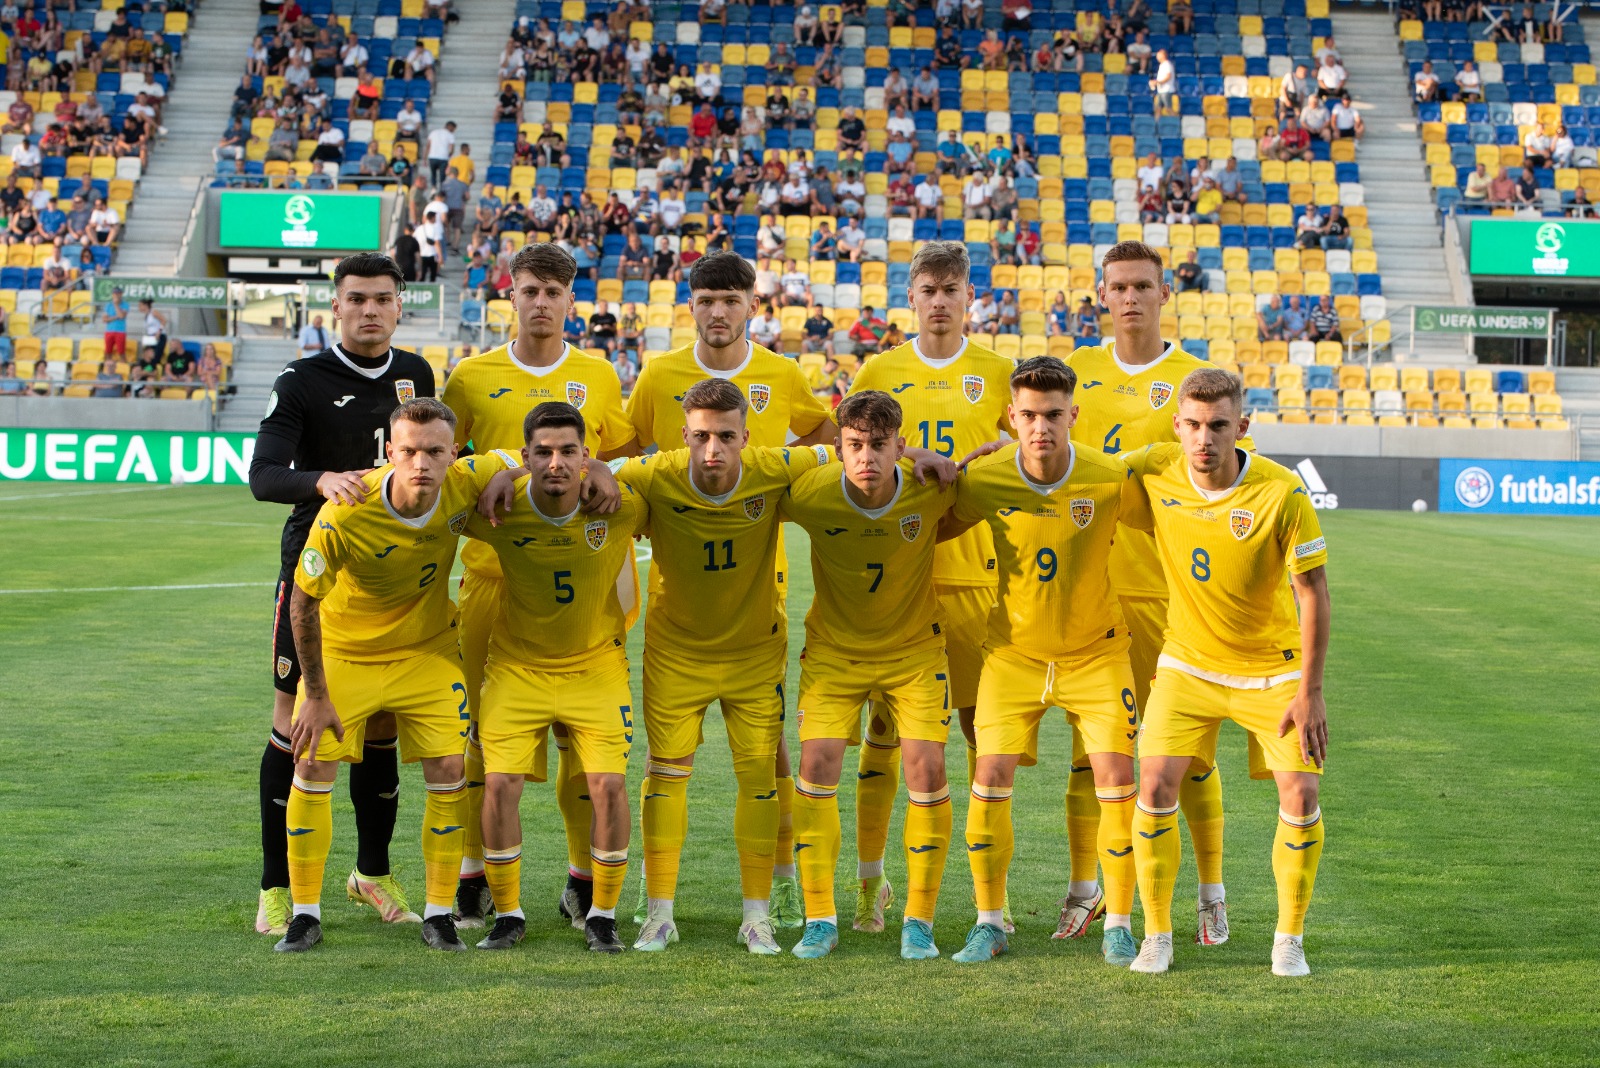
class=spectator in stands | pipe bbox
[165,340,197,386]
[1174,249,1205,292]
[961,170,993,221]
[780,258,812,307]
[749,303,782,351]
[1331,93,1364,140]
[86,358,125,398]
[131,346,162,395]
[914,174,945,223]
[572,233,602,282]
[1164,179,1194,225]
[1168,0,1193,35]
[1566,188,1592,218]
[88,197,120,246]
[1515,165,1540,208]
[414,215,440,282]
[968,289,999,333]
[348,69,381,120]
[1552,125,1575,169]
[1524,124,1553,169]
[1276,117,1314,161]
[617,232,649,282]
[1300,96,1333,143]
[882,68,910,113]
[1316,54,1347,98]
[1257,294,1286,340]
[1138,183,1165,223]
[392,222,420,281]
[1463,163,1491,204]
[1278,63,1313,119]
[767,42,797,86]
[935,24,963,69]
[912,65,940,111]
[1193,179,1223,225]
[426,121,456,186]
[1074,297,1100,338]
[801,302,835,359]
[588,302,618,354]
[1135,152,1164,194]
[1321,205,1351,250]
[8,134,40,179]
[307,118,343,167]
[850,306,889,353]
[562,305,586,347]
[1308,295,1341,343]
[996,290,1021,335]
[1295,203,1325,249]
[1454,60,1482,103]
[1152,49,1177,115]
[1043,292,1070,336]
[1280,296,1309,342]
[1489,166,1518,206]
[1413,61,1440,104]
[387,100,422,147]
[700,0,726,26]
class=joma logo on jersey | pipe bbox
[962,375,985,403]
[900,513,922,541]
[743,495,766,520]
[448,510,469,535]
[395,379,416,404]
[748,383,771,413]
[1070,498,1095,528]
[1231,508,1255,539]
[585,519,608,550]
[566,381,587,407]
[1149,381,1174,409]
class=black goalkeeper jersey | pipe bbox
[249,344,436,571]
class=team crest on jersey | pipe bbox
[448,510,469,535]
[744,495,766,520]
[276,656,292,679]
[748,383,771,413]
[395,379,416,404]
[1070,498,1095,528]
[585,519,608,550]
[962,375,985,404]
[900,513,922,541]
[1230,508,1255,539]
[566,381,587,407]
[1149,381,1174,409]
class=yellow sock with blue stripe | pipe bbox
[732,752,780,902]
[793,777,840,923]
[904,786,951,924]
[483,843,522,919]
[286,775,335,917]
[459,736,486,876]
[589,847,628,916]
[1273,808,1325,936]
[641,760,692,901]
[1180,763,1226,889]
[965,782,1013,920]
[854,722,900,878]
[1132,800,1181,935]
[1066,738,1101,886]
[554,736,593,880]
[1096,784,1137,927]
[421,778,466,915]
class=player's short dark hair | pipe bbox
[334,253,406,294]
[681,377,748,416]
[688,250,756,293]
[510,242,577,286]
[1101,240,1166,277]
[908,240,970,287]
[523,401,586,443]
[1010,356,1077,396]
[391,397,456,430]
[836,390,903,437]
[1178,367,1244,411]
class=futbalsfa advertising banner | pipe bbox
[0,429,255,484]
[1440,459,1600,515]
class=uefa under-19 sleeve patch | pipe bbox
[1294,536,1326,559]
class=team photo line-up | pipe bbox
[249,237,1329,975]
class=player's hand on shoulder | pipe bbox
[478,468,520,525]
[956,438,1005,470]
[1278,688,1327,769]
[317,469,370,506]
[908,449,960,488]
[291,695,344,762]
[580,459,622,515]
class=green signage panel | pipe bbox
[218,191,383,253]
[1469,219,1600,278]
[304,281,442,312]
[93,276,231,307]
[1414,306,1552,337]
[0,429,254,484]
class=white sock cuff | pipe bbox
[484,845,522,863]
[590,847,628,867]
[1279,807,1322,829]
[291,775,335,795]
[908,786,950,806]
[425,778,467,794]
[970,782,1013,802]
[1136,799,1180,817]
[1096,784,1138,802]
[796,778,839,800]
[646,760,693,780]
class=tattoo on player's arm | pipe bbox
[290,586,328,698]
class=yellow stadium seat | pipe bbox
[1526,370,1556,395]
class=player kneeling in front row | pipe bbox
[940,357,1144,966]
[279,399,518,953]
[470,402,645,955]
[782,391,959,960]
[1123,368,1330,976]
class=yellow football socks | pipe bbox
[460,735,485,875]
[773,774,796,874]
[1132,800,1181,935]
[965,782,1013,914]
[483,843,522,917]
[640,760,692,901]
[1096,784,1138,923]
[590,847,628,914]
[1066,738,1101,885]
[286,775,335,912]
[1273,808,1324,936]
[854,733,900,876]
[553,737,593,878]
[732,752,780,901]
[904,786,951,923]
[1180,763,1226,887]
[793,777,841,921]
[965,743,978,787]
[421,778,467,911]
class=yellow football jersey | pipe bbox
[1068,341,1255,598]
[295,452,513,661]
[1123,443,1328,677]
[464,480,647,670]
[441,341,634,578]
[951,443,1133,661]
[619,444,831,652]
[849,337,1014,588]
[780,459,953,658]
[625,340,830,449]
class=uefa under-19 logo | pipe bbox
[1454,466,1495,508]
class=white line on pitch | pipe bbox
[0,484,184,502]
[0,514,275,528]
[0,581,275,595]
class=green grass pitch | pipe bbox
[0,481,1596,1067]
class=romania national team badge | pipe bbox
[585,519,608,550]
[1070,498,1095,528]
[448,510,469,535]
[900,513,922,541]
[744,495,766,520]
[395,379,416,404]
[276,656,292,679]
[566,381,587,407]
[1149,381,1174,409]
[1230,508,1255,539]
[749,383,771,413]
[963,375,985,403]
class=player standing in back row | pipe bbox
[248,253,436,936]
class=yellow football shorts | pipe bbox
[642,637,786,759]
[937,584,996,710]
[975,634,1138,766]
[1140,666,1322,779]
[459,567,551,780]
[477,649,634,778]
[798,642,951,745]
[1119,594,1167,709]
[293,648,469,764]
